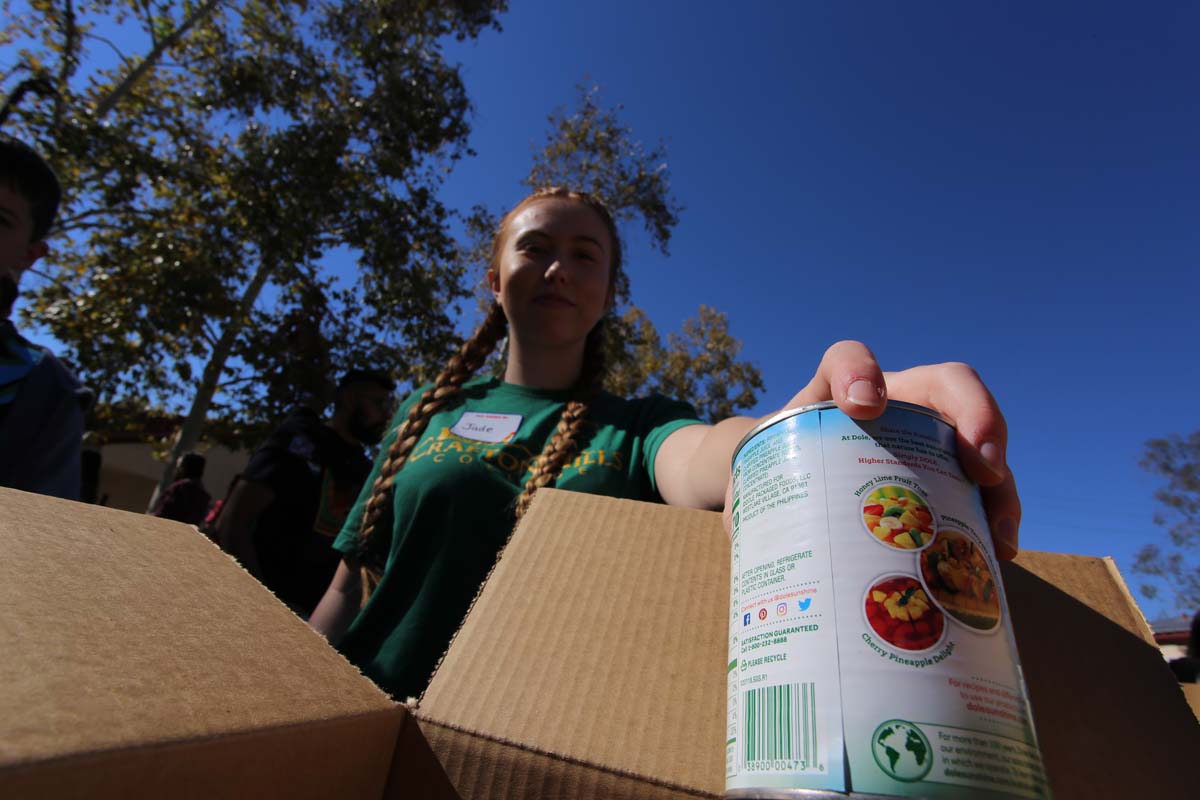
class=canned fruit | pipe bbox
[728,403,1048,798]
[861,486,934,550]
[919,528,1001,632]
[863,575,947,652]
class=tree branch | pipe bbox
[216,373,260,390]
[138,0,160,49]
[94,0,223,120]
[201,320,220,348]
[20,266,78,296]
[53,0,78,129]
[56,206,154,228]
[86,35,135,68]
[55,221,133,234]
[148,254,275,511]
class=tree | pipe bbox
[1134,431,1200,612]
[465,84,763,418]
[3,0,507,506]
[525,83,680,301]
[604,306,665,399]
[605,305,764,424]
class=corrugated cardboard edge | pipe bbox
[413,491,1200,799]
[0,487,451,799]
[416,716,718,800]
[1002,558,1200,799]
[0,706,405,800]
[0,486,403,765]
[416,490,528,705]
[1100,555,1156,645]
[1181,683,1200,721]
[413,490,724,799]
[1097,554,1200,724]
[382,705,461,800]
[1010,550,1154,646]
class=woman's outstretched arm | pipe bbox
[653,340,1020,560]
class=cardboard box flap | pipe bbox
[3,705,407,800]
[419,489,728,796]
[1007,551,1154,644]
[0,488,393,768]
[420,490,1199,800]
[418,717,716,800]
[1001,556,1200,799]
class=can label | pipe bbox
[726,404,1049,798]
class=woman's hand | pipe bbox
[723,340,1020,560]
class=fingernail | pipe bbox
[979,441,1007,479]
[846,379,884,408]
[995,518,1018,560]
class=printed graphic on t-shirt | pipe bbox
[314,468,361,537]
[409,426,626,484]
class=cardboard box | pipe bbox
[415,489,1200,800]
[1182,683,1200,720]
[5,486,1197,799]
[0,487,457,799]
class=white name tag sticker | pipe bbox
[451,411,523,443]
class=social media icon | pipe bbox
[798,598,813,612]
[758,608,768,621]
[743,613,751,626]
[776,603,788,616]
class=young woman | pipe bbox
[309,187,1019,700]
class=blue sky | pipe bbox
[432,1,1198,619]
[8,2,1196,617]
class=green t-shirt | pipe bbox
[332,377,704,699]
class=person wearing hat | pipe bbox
[0,131,91,500]
[214,369,396,616]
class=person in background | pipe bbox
[1169,610,1200,683]
[215,369,395,617]
[309,187,1021,700]
[80,448,104,504]
[152,452,212,526]
[200,475,238,541]
[0,128,90,500]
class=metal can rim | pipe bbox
[731,400,954,471]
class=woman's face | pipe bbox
[488,197,614,350]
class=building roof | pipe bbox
[1150,613,1196,646]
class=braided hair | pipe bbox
[356,188,622,593]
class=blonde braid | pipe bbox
[512,320,609,520]
[357,304,508,589]
[358,187,622,598]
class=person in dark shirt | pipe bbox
[1169,611,1200,683]
[0,126,90,500]
[215,369,395,616]
[152,452,212,526]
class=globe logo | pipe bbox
[870,719,932,782]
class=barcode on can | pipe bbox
[742,682,819,770]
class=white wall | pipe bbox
[95,443,247,514]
